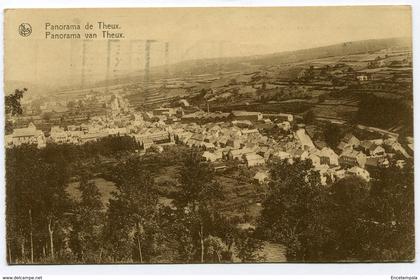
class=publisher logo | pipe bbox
[18,23,32,37]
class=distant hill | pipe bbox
[165,37,411,75]
[31,37,410,91]
[248,37,411,65]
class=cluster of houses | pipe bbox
[168,111,410,186]
[6,117,175,150]
[5,96,175,150]
[171,121,270,167]
[252,130,409,185]
[5,122,47,149]
[166,111,293,167]
[6,95,411,187]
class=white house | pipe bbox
[346,166,370,181]
[244,153,265,167]
[253,171,270,184]
[319,147,339,166]
[342,134,360,147]
[278,121,291,131]
[9,123,46,148]
[272,150,292,160]
[308,152,322,167]
[50,126,68,144]
[295,129,315,149]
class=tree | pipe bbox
[5,88,27,116]
[38,150,72,262]
[258,157,414,262]
[235,229,265,262]
[146,145,162,154]
[6,145,37,263]
[42,112,53,122]
[5,88,27,134]
[326,176,371,260]
[363,163,414,261]
[204,235,227,262]
[258,158,329,261]
[6,144,71,263]
[324,123,341,149]
[302,110,315,124]
[173,149,224,263]
[105,158,160,263]
[357,95,412,134]
[324,168,414,261]
[69,173,104,263]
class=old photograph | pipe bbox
[3,6,414,264]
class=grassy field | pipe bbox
[66,177,118,209]
[312,104,359,120]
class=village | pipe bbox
[5,90,412,188]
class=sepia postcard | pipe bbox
[3,6,414,264]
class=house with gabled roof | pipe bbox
[346,166,370,181]
[253,170,270,184]
[244,153,265,167]
[10,122,46,148]
[202,150,222,162]
[290,148,309,161]
[308,151,322,167]
[217,136,229,148]
[368,144,385,156]
[272,150,292,160]
[231,111,263,121]
[339,150,367,168]
[319,147,339,166]
[227,148,254,161]
[50,126,68,144]
[360,140,385,156]
[227,138,243,149]
[342,133,360,147]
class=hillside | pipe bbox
[164,37,411,76]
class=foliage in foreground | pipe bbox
[5,141,414,263]
[6,145,263,264]
[258,158,414,262]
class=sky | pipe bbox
[4,6,412,89]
